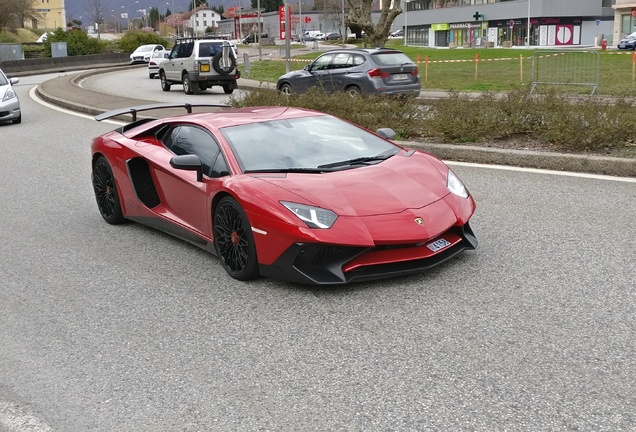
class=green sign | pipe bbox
[431,23,450,31]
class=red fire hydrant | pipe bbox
[601,39,607,50]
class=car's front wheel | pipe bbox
[213,196,259,281]
[92,156,125,225]
[279,82,293,95]
[160,71,171,91]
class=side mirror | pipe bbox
[9,77,19,85]
[376,128,396,140]
[170,154,203,182]
[304,64,311,72]
[164,53,169,58]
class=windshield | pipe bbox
[372,52,414,66]
[221,115,399,173]
[0,73,7,86]
[137,45,155,52]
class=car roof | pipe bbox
[322,47,407,55]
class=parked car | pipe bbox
[390,28,404,38]
[242,33,268,44]
[159,38,240,94]
[147,50,170,79]
[0,68,21,124]
[130,44,166,64]
[277,47,421,97]
[314,33,326,41]
[324,32,340,41]
[617,32,636,50]
[91,103,477,285]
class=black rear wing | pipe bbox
[94,102,230,122]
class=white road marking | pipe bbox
[29,86,635,183]
[446,161,636,183]
[0,400,53,432]
[29,86,123,125]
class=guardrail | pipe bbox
[0,53,131,76]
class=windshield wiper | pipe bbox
[317,153,394,169]
[243,167,333,174]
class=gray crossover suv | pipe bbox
[159,38,240,95]
[276,48,421,97]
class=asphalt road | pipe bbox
[0,74,635,431]
[79,65,250,102]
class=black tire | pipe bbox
[345,85,361,97]
[92,156,125,225]
[12,114,21,124]
[279,82,292,95]
[213,196,259,281]
[212,51,236,76]
[182,73,199,95]
[160,71,171,91]
[149,73,154,79]
[222,84,234,94]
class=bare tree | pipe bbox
[0,0,41,30]
[346,0,400,47]
[85,0,110,38]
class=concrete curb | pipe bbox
[35,67,636,178]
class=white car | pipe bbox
[0,68,21,124]
[147,50,170,79]
[130,44,166,64]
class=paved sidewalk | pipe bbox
[34,64,636,178]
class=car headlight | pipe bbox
[447,169,469,199]
[280,201,338,229]
[2,88,16,102]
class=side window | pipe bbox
[331,53,353,69]
[169,125,222,178]
[353,54,366,66]
[211,153,230,177]
[312,53,334,71]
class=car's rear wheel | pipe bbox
[12,114,21,124]
[222,84,234,94]
[183,73,199,95]
[345,85,361,97]
[279,83,293,95]
[149,72,154,79]
[92,156,125,225]
[213,196,259,281]
[160,71,171,91]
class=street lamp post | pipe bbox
[526,0,531,47]
[341,0,345,48]
[404,0,408,46]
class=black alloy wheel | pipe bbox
[279,83,292,95]
[213,196,259,280]
[92,156,125,224]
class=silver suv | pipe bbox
[159,38,240,95]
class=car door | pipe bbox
[325,52,355,90]
[165,42,192,81]
[300,53,335,92]
[147,124,228,237]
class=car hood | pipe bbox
[619,38,636,43]
[254,153,450,216]
[278,69,311,80]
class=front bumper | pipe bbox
[0,96,20,122]
[259,222,478,285]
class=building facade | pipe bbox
[24,0,67,30]
[184,7,223,37]
[612,0,636,42]
[395,0,616,48]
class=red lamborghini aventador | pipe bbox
[91,103,477,285]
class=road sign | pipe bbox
[595,19,601,26]
[304,16,311,24]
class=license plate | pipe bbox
[200,64,210,72]
[392,74,409,81]
[426,238,451,252]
